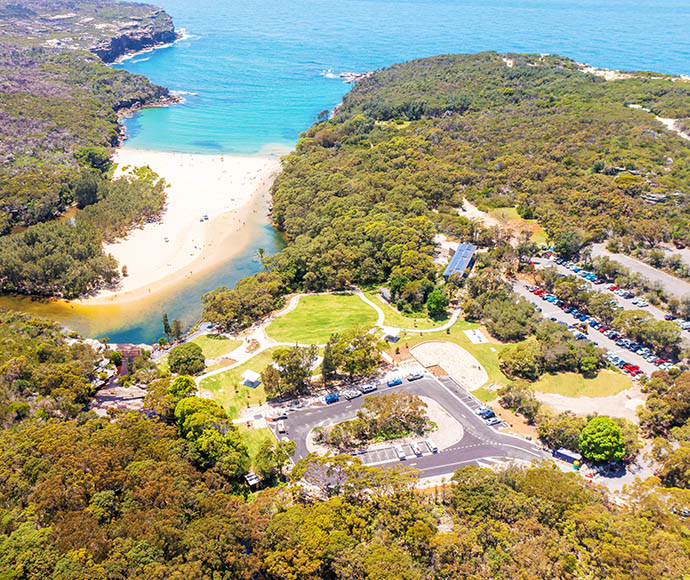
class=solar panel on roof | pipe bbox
[443,243,477,278]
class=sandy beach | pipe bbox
[78,148,281,305]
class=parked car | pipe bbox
[387,378,403,387]
[325,393,339,404]
[343,389,361,400]
[487,417,502,426]
[426,439,438,453]
[665,314,677,321]
[407,372,424,382]
[411,442,423,456]
[359,383,377,394]
[395,446,406,461]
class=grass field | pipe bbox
[200,348,279,418]
[266,293,378,344]
[363,289,447,330]
[472,387,498,402]
[489,206,547,246]
[237,424,274,464]
[189,334,242,359]
[533,370,632,398]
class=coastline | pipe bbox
[76,149,281,307]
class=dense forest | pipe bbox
[203,51,690,330]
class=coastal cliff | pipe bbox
[0,0,179,63]
[90,9,180,63]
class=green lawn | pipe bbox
[472,387,498,402]
[237,424,275,464]
[266,293,378,344]
[200,348,279,418]
[533,370,632,398]
[190,334,242,359]
[363,289,447,330]
[489,207,521,220]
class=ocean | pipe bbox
[15,0,688,344]
[118,0,690,155]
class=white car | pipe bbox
[395,445,406,460]
[426,439,438,453]
[343,389,362,400]
[411,442,423,456]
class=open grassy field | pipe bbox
[237,424,275,464]
[199,348,279,418]
[190,334,242,359]
[532,370,632,398]
[363,289,447,330]
[266,293,378,344]
[489,206,547,246]
[472,387,499,402]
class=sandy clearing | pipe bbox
[78,148,280,305]
[410,341,488,390]
[535,384,646,423]
[457,199,500,227]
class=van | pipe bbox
[426,439,438,453]
[277,420,286,434]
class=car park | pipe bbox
[387,378,403,387]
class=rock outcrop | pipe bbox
[91,10,180,63]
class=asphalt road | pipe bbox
[513,280,658,374]
[279,376,547,478]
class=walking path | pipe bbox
[194,288,462,384]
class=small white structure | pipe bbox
[242,369,261,388]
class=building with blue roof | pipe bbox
[443,243,477,280]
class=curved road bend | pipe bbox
[281,376,547,478]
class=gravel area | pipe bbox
[535,383,646,423]
[410,341,488,390]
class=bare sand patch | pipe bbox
[410,341,488,390]
[535,384,646,423]
[78,148,280,305]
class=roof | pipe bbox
[242,370,261,383]
[443,243,477,278]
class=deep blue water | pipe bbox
[91,0,690,343]
[117,0,690,154]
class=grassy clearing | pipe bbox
[237,424,275,464]
[200,348,279,418]
[190,334,242,359]
[363,289,447,330]
[472,387,498,402]
[489,207,521,221]
[489,206,547,245]
[266,293,378,344]
[533,370,632,398]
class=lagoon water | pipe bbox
[15,0,690,344]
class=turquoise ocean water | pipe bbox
[102,0,690,343]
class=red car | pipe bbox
[609,285,619,291]
[675,242,685,249]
